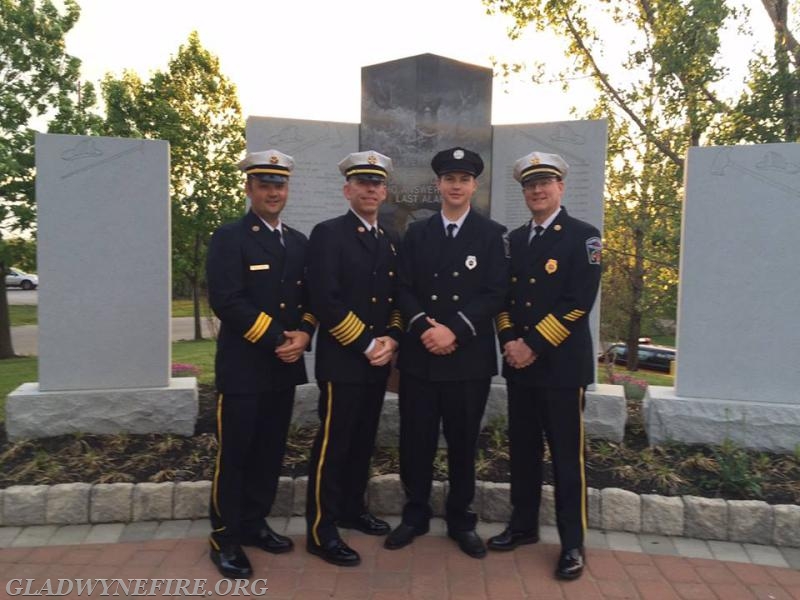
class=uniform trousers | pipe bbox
[398,373,490,532]
[507,382,587,549]
[306,380,386,547]
[210,388,295,545]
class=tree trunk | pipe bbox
[0,261,17,358]
[626,227,646,371]
[192,232,203,341]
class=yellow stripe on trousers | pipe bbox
[209,393,225,549]
[311,382,334,546]
[579,388,587,534]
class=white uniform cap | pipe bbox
[238,149,294,182]
[513,151,569,184]
[338,150,393,181]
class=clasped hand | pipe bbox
[420,317,457,355]
[503,338,536,369]
[275,330,310,364]
[366,336,399,366]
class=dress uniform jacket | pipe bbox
[397,210,509,380]
[496,208,602,387]
[307,210,403,382]
[207,210,317,393]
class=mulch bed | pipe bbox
[1,384,798,505]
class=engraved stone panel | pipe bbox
[361,54,493,237]
[245,116,358,237]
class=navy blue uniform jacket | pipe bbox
[306,211,402,384]
[397,210,509,381]
[496,208,602,388]
[207,210,317,393]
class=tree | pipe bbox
[483,0,790,369]
[102,32,245,339]
[0,0,100,358]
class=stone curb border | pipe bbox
[1,476,798,549]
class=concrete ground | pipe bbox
[1,517,798,599]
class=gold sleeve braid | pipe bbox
[244,312,273,343]
[495,311,514,333]
[329,311,366,346]
[302,313,318,327]
[535,313,571,346]
[562,309,586,322]
[388,309,403,331]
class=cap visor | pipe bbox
[253,174,289,183]
[351,174,386,182]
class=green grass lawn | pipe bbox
[9,299,212,326]
[0,339,217,422]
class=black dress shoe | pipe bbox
[556,547,585,580]
[209,543,253,579]
[306,538,361,567]
[384,523,429,550]
[337,513,390,536]
[242,525,294,554]
[487,526,540,551]
[447,529,487,559]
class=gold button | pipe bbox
[511,276,518,283]
[297,304,302,309]
[431,294,438,301]
[388,297,393,303]
[389,271,395,277]
[453,271,459,277]
[371,297,377,303]
[433,273,439,278]
[279,302,286,309]
[525,301,532,307]
[452,295,459,301]
[529,277,536,284]
[523,325,530,331]
[369,325,374,330]
[297,280,303,286]
[510,300,516,305]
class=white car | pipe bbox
[5,268,38,290]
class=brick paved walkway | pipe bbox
[1,521,799,599]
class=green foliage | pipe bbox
[101,32,246,336]
[484,0,798,359]
[700,438,764,498]
[2,237,37,272]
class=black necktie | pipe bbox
[370,226,378,239]
[272,228,284,248]
[529,225,543,246]
[446,223,457,239]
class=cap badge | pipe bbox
[554,224,562,231]
[465,255,477,270]
[453,149,465,159]
[269,155,279,164]
[251,225,260,232]
[531,156,541,165]
[545,258,558,274]
[367,155,377,164]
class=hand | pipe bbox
[421,317,457,355]
[367,336,398,366]
[503,338,536,369]
[275,330,310,363]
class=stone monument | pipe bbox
[644,142,800,453]
[245,54,624,442]
[6,133,198,440]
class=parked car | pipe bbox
[598,342,675,373]
[5,268,38,290]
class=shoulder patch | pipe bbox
[586,236,602,265]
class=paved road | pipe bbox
[5,288,37,305]
[10,317,217,356]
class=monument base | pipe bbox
[290,382,627,446]
[644,386,800,453]
[6,378,198,441]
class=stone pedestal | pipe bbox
[644,386,800,453]
[6,379,198,441]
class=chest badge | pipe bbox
[545,258,558,274]
[251,225,260,232]
[465,255,477,270]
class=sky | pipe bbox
[64,0,774,126]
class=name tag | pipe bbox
[249,264,270,271]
